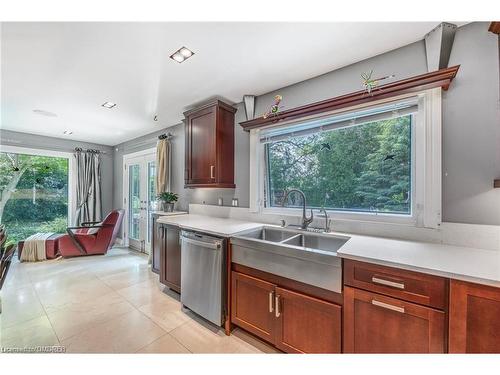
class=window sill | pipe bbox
[262,206,417,226]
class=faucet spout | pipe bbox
[281,189,314,230]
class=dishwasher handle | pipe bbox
[181,236,222,250]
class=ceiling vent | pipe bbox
[424,22,457,72]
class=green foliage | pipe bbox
[157,192,179,203]
[3,199,68,222]
[3,219,66,244]
[1,152,69,242]
[38,216,68,233]
[267,116,411,214]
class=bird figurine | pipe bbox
[361,70,395,95]
[263,95,283,119]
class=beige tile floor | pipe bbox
[0,247,278,353]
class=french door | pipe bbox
[123,150,156,253]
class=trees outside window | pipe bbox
[0,152,69,243]
[266,115,412,215]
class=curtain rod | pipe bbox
[158,132,173,140]
[74,147,106,154]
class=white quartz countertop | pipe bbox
[156,214,263,237]
[336,234,500,287]
[156,213,500,287]
[151,211,188,216]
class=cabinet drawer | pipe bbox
[343,286,446,353]
[344,260,447,309]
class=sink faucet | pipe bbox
[318,207,331,233]
[281,189,313,230]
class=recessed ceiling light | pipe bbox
[33,109,57,117]
[170,46,195,63]
[102,102,116,109]
[63,130,73,135]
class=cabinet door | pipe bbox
[231,271,276,343]
[344,286,445,353]
[151,218,161,274]
[274,287,341,353]
[186,106,216,185]
[165,225,181,292]
[159,225,167,285]
[449,279,500,353]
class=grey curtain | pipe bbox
[74,150,102,225]
[156,139,171,194]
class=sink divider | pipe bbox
[281,233,304,246]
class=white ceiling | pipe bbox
[1,22,443,146]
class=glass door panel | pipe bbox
[128,164,141,249]
[147,160,156,245]
[124,152,156,254]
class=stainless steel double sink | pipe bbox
[230,227,349,293]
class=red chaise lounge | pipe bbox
[58,209,124,257]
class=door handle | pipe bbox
[269,291,274,313]
[371,299,405,314]
[210,165,215,179]
[275,295,281,318]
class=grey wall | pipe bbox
[113,102,250,213]
[114,22,500,226]
[442,23,500,224]
[0,129,115,217]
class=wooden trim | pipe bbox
[240,66,460,131]
[232,263,343,305]
[184,183,236,189]
[494,179,500,188]
[183,99,236,117]
[489,22,500,35]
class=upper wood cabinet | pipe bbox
[184,100,236,188]
[449,279,500,353]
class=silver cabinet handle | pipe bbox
[210,165,215,179]
[275,295,281,318]
[269,291,274,313]
[372,299,405,314]
[371,276,405,290]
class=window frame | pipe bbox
[0,144,75,226]
[248,88,442,229]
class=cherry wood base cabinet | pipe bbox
[343,286,446,353]
[343,260,447,353]
[449,279,500,353]
[158,224,181,293]
[150,215,161,274]
[231,271,341,353]
[184,100,237,188]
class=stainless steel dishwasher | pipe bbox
[180,230,225,326]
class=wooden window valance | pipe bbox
[240,65,460,131]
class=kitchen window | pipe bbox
[249,89,442,228]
